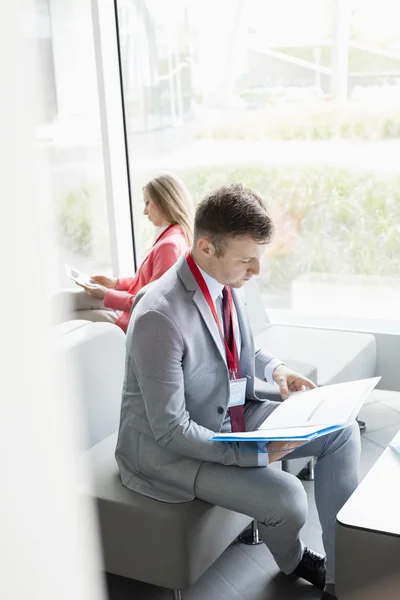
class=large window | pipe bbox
[119,0,400,321]
[34,0,113,293]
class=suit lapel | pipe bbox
[177,256,226,363]
[192,289,226,362]
[232,287,255,374]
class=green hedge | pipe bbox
[59,189,92,255]
[201,104,400,140]
[61,165,400,298]
[277,46,400,73]
[175,164,400,294]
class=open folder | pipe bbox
[212,377,381,443]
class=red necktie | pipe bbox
[221,287,246,432]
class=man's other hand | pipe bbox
[273,364,317,401]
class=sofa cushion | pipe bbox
[54,321,126,450]
[52,319,91,337]
[82,433,252,589]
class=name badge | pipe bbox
[228,377,247,408]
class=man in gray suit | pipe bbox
[116,184,360,600]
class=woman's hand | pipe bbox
[77,282,108,300]
[90,275,118,289]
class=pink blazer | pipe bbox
[104,224,188,333]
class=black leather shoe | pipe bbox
[292,547,326,590]
[321,591,337,599]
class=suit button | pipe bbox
[217,406,224,415]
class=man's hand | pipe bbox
[273,364,317,400]
[267,440,308,464]
[77,282,108,300]
[91,275,118,289]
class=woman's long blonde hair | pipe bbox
[144,173,193,245]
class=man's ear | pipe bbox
[197,236,216,258]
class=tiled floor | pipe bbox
[106,390,400,600]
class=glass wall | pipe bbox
[117,0,195,263]
[34,0,113,293]
[118,0,400,321]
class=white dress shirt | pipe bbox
[196,264,282,385]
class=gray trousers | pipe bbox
[49,288,120,326]
[195,400,360,584]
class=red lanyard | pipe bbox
[153,224,175,246]
[186,251,237,379]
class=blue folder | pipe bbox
[212,377,381,443]
[212,424,344,443]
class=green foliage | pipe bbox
[277,45,400,73]
[201,104,400,141]
[59,189,92,255]
[172,164,400,294]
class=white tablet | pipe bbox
[65,264,98,287]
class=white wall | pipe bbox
[0,2,106,598]
[50,0,100,125]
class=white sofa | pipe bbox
[244,278,377,393]
[55,320,252,599]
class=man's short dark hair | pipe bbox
[194,183,274,255]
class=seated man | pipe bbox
[116,183,360,600]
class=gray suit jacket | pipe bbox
[115,255,277,502]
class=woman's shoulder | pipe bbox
[167,223,185,236]
[157,224,187,245]
[151,228,187,259]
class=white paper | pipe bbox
[213,377,381,442]
[259,377,380,431]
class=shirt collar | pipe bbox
[154,224,170,242]
[196,263,224,303]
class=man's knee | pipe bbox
[327,420,360,451]
[262,474,307,531]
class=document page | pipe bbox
[213,377,381,442]
[259,377,380,431]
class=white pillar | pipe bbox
[49,0,99,124]
[0,2,106,600]
[91,0,137,274]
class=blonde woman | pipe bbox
[61,174,193,333]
